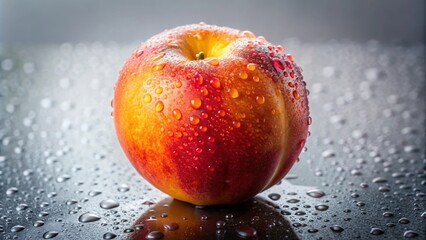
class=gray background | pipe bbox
[0,0,425,44]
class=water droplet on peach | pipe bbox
[144,94,152,103]
[247,63,256,71]
[238,72,248,80]
[190,116,200,125]
[190,97,202,109]
[136,49,144,57]
[200,87,209,96]
[293,91,300,100]
[172,109,182,120]
[155,101,164,112]
[272,59,284,71]
[256,95,265,104]
[152,52,165,61]
[207,58,219,66]
[210,78,221,89]
[200,126,208,132]
[229,88,239,98]
[252,76,260,82]
[154,62,166,71]
[155,87,163,94]
[196,74,204,85]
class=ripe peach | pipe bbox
[113,23,310,205]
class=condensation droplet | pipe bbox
[190,97,202,109]
[172,109,182,120]
[155,101,164,112]
[78,212,101,223]
[229,88,239,98]
[43,231,59,239]
[247,63,256,71]
[256,96,265,104]
[100,199,120,209]
[144,94,152,103]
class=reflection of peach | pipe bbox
[114,24,310,205]
[128,197,298,240]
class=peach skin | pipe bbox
[113,23,310,205]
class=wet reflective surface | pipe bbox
[0,40,425,239]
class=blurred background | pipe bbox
[0,1,425,239]
[0,0,424,45]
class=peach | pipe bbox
[113,23,310,205]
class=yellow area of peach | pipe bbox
[114,70,195,202]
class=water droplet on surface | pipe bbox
[78,212,101,223]
[315,204,329,211]
[330,225,344,233]
[322,149,335,158]
[100,199,120,209]
[146,231,164,239]
[383,212,394,217]
[268,193,281,201]
[103,232,117,239]
[216,220,226,228]
[56,174,71,182]
[34,220,45,227]
[398,217,410,224]
[43,231,59,239]
[16,203,29,211]
[287,199,300,203]
[163,222,179,231]
[370,228,384,235]
[403,230,419,238]
[11,225,25,232]
[236,225,257,238]
[372,177,387,183]
[307,189,325,198]
[88,190,102,197]
[6,187,18,195]
[66,199,78,205]
[117,184,130,192]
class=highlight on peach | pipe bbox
[113,23,310,205]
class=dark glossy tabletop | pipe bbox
[0,1,425,240]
